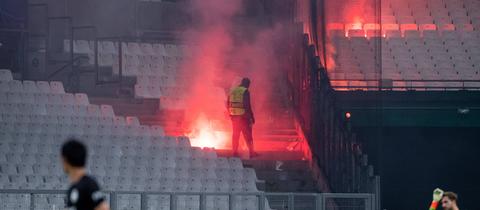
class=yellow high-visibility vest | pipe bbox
[228,86,247,116]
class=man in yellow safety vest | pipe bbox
[227,78,259,158]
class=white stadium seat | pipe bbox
[36,81,51,93]
[74,93,90,105]
[49,81,65,94]
[0,69,13,81]
[0,69,272,210]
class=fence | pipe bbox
[0,189,376,210]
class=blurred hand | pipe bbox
[433,188,444,202]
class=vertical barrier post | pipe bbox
[140,193,146,210]
[288,193,295,210]
[320,194,326,210]
[259,193,266,210]
[229,194,234,210]
[365,195,372,210]
[315,194,322,210]
[110,192,117,210]
[170,193,177,210]
[30,193,34,210]
[199,193,206,210]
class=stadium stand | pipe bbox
[0,70,273,210]
[63,40,188,108]
[326,0,480,90]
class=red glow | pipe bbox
[352,18,363,29]
[187,114,230,149]
[345,112,351,119]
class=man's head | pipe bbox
[240,78,251,88]
[61,139,87,174]
[441,191,458,210]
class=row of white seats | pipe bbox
[64,40,191,58]
[328,15,478,25]
[0,80,66,94]
[110,60,179,77]
[133,85,185,97]
[0,144,194,158]
[328,0,480,23]
[0,133,198,150]
[0,104,114,118]
[329,35,480,80]
[0,160,257,190]
[0,193,272,210]
[0,167,257,185]
[335,55,479,70]
[1,114,143,126]
[331,36,480,48]
[337,27,480,38]
[137,75,179,87]
[0,195,271,210]
[0,153,219,169]
[0,193,273,210]
[117,194,272,210]
[332,67,480,79]
[334,35,480,46]
[113,61,181,78]
[0,123,168,138]
[0,93,90,107]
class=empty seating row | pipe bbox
[0,70,272,210]
[328,0,480,25]
[328,23,478,38]
[327,33,480,86]
[64,40,192,58]
[0,80,66,94]
[61,40,188,100]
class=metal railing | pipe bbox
[330,79,480,91]
[286,31,378,197]
[0,189,376,210]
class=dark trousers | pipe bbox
[231,116,254,154]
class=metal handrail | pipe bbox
[72,25,99,86]
[0,189,376,210]
[47,55,88,79]
[331,85,480,90]
[330,79,480,82]
[330,79,480,90]
[96,35,180,44]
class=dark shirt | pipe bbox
[66,175,105,210]
[242,89,255,123]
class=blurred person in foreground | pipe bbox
[61,139,109,210]
[428,188,460,210]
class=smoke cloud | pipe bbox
[174,0,292,149]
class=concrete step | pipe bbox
[257,129,298,136]
[254,134,299,142]
[242,159,319,193]
[243,160,310,171]
[217,150,304,161]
